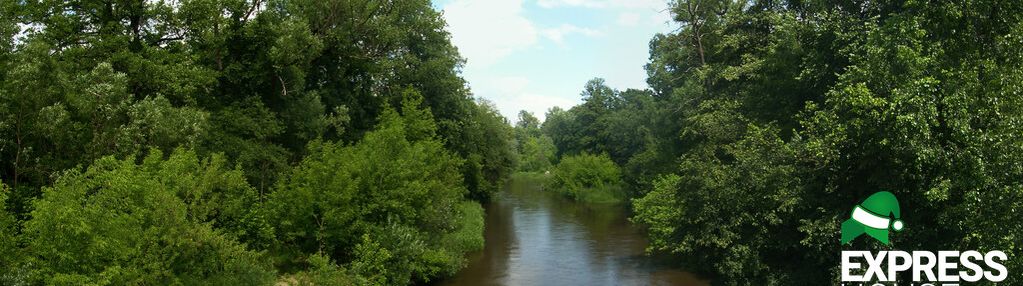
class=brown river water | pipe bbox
[436,177,708,286]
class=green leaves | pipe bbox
[22,149,274,284]
[2,0,507,284]
[546,153,625,204]
[0,57,208,192]
[0,181,27,284]
[624,0,1023,284]
[269,98,479,284]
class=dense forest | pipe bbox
[0,0,514,284]
[515,0,1023,285]
[2,0,1022,285]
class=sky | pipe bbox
[433,0,676,122]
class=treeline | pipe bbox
[523,0,1023,285]
[512,81,643,204]
[0,0,514,285]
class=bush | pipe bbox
[21,150,275,285]
[546,153,625,203]
[275,253,359,286]
[269,94,484,284]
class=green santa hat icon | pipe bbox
[841,191,904,245]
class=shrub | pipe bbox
[546,153,625,203]
[269,95,484,284]
[21,150,275,285]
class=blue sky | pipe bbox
[433,0,676,122]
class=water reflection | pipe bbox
[437,178,707,286]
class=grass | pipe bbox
[444,200,485,253]
[510,171,625,204]
[566,184,625,204]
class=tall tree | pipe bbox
[632,0,1023,284]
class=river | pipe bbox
[438,176,707,286]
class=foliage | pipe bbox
[522,0,1023,284]
[269,95,484,284]
[624,0,1023,284]
[4,0,1019,284]
[541,81,658,195]
[1,0,510,284]
[279,253,358,286]
[513,110,556,172]
[0,181,28,285]
[518,135,557,172]
[546,153,625,204]
[458,99,517,201]
[444,201,487,257]
[21,149,275,285]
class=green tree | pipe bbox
[542,79,617,158]
[458,99,517,201]
[517,135,556,172]
[513,110,555,172]
[631,0,1023,284]
[0,181,27,284]
[0,51,206,220]
[1,0,512,284]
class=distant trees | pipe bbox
[513,111,555,172]
[539,79,658,195]
[517,135,557,173]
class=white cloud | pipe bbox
[540,24,602,46]
[442,0,538,68]
[488,76,531,95]
[470,75,577,122]
[493,93,577,122]
[537,0,664,9]
[536,0,604,8]
[440,0,676,122]
[617,12,640,26]
[606,0,667,9]
[536,0,672,28]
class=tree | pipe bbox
[631,0,1023,284]
[0,181,27,284]
[515,110,541,134]
[513,110,555,172]
[517,135,556,172]
[541,78,616,158]
[1,0,512,284]
[459,99,517,201]
[0,52,206,220]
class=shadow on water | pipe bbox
[436,177,708,286]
